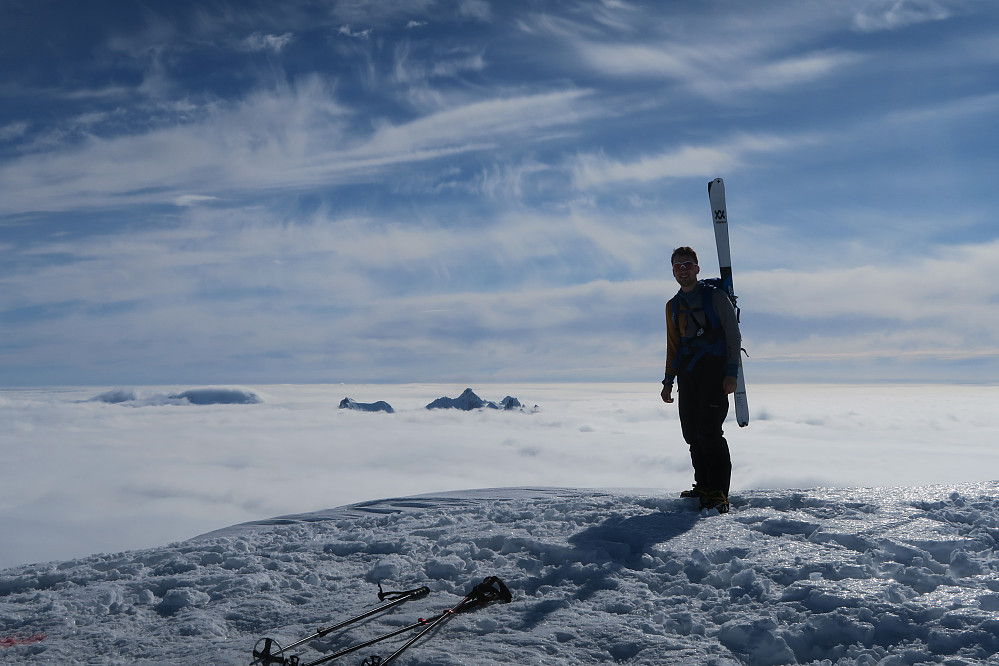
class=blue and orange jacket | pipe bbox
[664,281,741,384]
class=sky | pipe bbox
[1,0,998,386]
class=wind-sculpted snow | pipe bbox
[2,483,999,664]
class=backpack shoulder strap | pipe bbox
[691,281,721,329]
[668,290,682,330]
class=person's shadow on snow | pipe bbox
[568,509,700,565]
[518,507,700,630]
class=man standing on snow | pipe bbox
[660,246,742,513]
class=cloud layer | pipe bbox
[3,382,997,568]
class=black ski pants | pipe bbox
[677,356,732,496]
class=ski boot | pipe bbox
[699,490,729,514]
[680,485,706,499]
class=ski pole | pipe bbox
[251,585,430,666]
[365,576,512,665]
[300,611,449,666]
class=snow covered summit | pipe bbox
[3,483,999,664]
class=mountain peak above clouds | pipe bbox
[426,388,535,411]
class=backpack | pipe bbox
[670,279,733,372]
[702,277,739,315]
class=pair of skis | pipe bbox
[251,577,511,666]
[707,178,750,428]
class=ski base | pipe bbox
[734,359,749,428]
[708,177,750,428]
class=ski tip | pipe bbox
[708,177,724,192]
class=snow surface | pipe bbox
[2,383,999,663]
[3,484,999,664]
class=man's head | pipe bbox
[670,246,698,266]
[671,246,700,290]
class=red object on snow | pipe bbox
[1,634,46,648]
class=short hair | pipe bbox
[671,246,698,264]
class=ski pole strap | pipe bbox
[467,576,512,607]
[377,584,431,602]
[373,577,512,665]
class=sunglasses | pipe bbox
[672,261,698,272]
